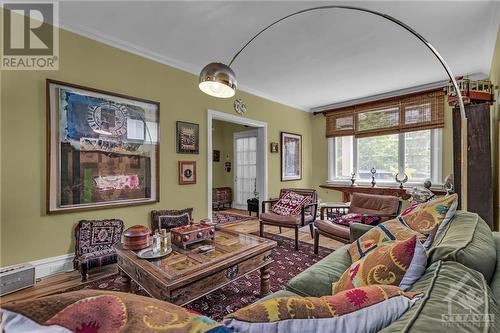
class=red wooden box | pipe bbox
[171,223,215,249]
[123,225,151,250]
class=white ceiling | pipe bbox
[59,1,500,111]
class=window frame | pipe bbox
[327,129,442,187]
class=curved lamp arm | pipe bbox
[201,5,468,209]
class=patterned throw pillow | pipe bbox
[1,290,230,333]
[271,191,311,216]
[334,213,381,226]
[400,194,458,245]
[348,218,427,262]
[224,285,422,333]
[334,235,427,293]
[158,212,191,230]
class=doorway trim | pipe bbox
[207,109,268,218]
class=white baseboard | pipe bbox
[29,253,75,280]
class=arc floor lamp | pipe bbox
[198,5,467,209]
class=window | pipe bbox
[329,129,441,185]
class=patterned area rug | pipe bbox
[211,211,254,225]
[61,233,332,321]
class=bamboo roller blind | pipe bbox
[325,89,445,138]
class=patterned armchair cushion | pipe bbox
[1,290,230,333]
[271,191,311,216]
[74,219,123,259]
[334,212,381,226]
[348,218,427,262]
[224,285,422,333]
[334,235,427,293]
[151,208,193,230]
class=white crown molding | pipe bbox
[60,22,308,112]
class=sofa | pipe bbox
[260,210,500,332]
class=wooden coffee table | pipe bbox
[115,229,277,305]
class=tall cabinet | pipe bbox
[453,102,494,229]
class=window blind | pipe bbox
[325,89,445,138]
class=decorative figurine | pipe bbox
[350,172,356,186]
[370,167,377,187]
[395,172,408,189]
[444,174,454,194]
[423,179,432,189]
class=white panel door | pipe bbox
[234,131,257,208]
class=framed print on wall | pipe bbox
[270,142,279,153]
[176,121,199,154]
[47,79,160,213]
[280,132,302,181]
[179,161,196,185]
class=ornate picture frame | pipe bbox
[176,121,199,154]
[179,161,196,185]
[280,132,302,181]
[46,79,160,213]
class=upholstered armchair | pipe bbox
[260,188,318,250]
[73,219,124,281]
[313,193,401,253]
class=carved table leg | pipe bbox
[259,264,271,297]
[118,267,131,292]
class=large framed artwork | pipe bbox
[47,79,160,213]
[176,121,199,154]
[280,132,302,181]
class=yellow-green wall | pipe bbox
[489,28,500,231]
[0,28,313,267]
[212,120,253,189]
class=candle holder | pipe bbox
[370,168,377,187]
[395,173,408,189]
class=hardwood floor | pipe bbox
[0,209,344,305]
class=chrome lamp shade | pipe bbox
[198,62,237,98]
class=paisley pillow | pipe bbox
[348,218,427,262]
[400,194,458,245]
[224,285,422,333]
[334,235,427,294]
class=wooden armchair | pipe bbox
[260,188,318,250]
[313,193,401,253]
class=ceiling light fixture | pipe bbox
[199,5,467,209]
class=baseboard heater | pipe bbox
[0,264,35,296]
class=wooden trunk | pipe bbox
[453,102,494,229]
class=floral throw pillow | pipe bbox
[400,194,458,245]
[224,285,422,333]
[334,213,381,226]
[335,235,427,293]
[348,218,427,262]
[271,191,311,216]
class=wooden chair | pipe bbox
[260,188,318,250]
[73,219,124,281]
[313,193,401,254]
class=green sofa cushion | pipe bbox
[286,244,352,297]
[256,290,300,303]
[428,211,497,283]
[380,260,500,333]
[490,232,500,300]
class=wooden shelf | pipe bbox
[319,184,447,202]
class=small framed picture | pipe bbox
[213,150,220,162]
[176,121,199,154]
[281,132,302,181]
[270,142,279,153]
[179,161,196,185]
